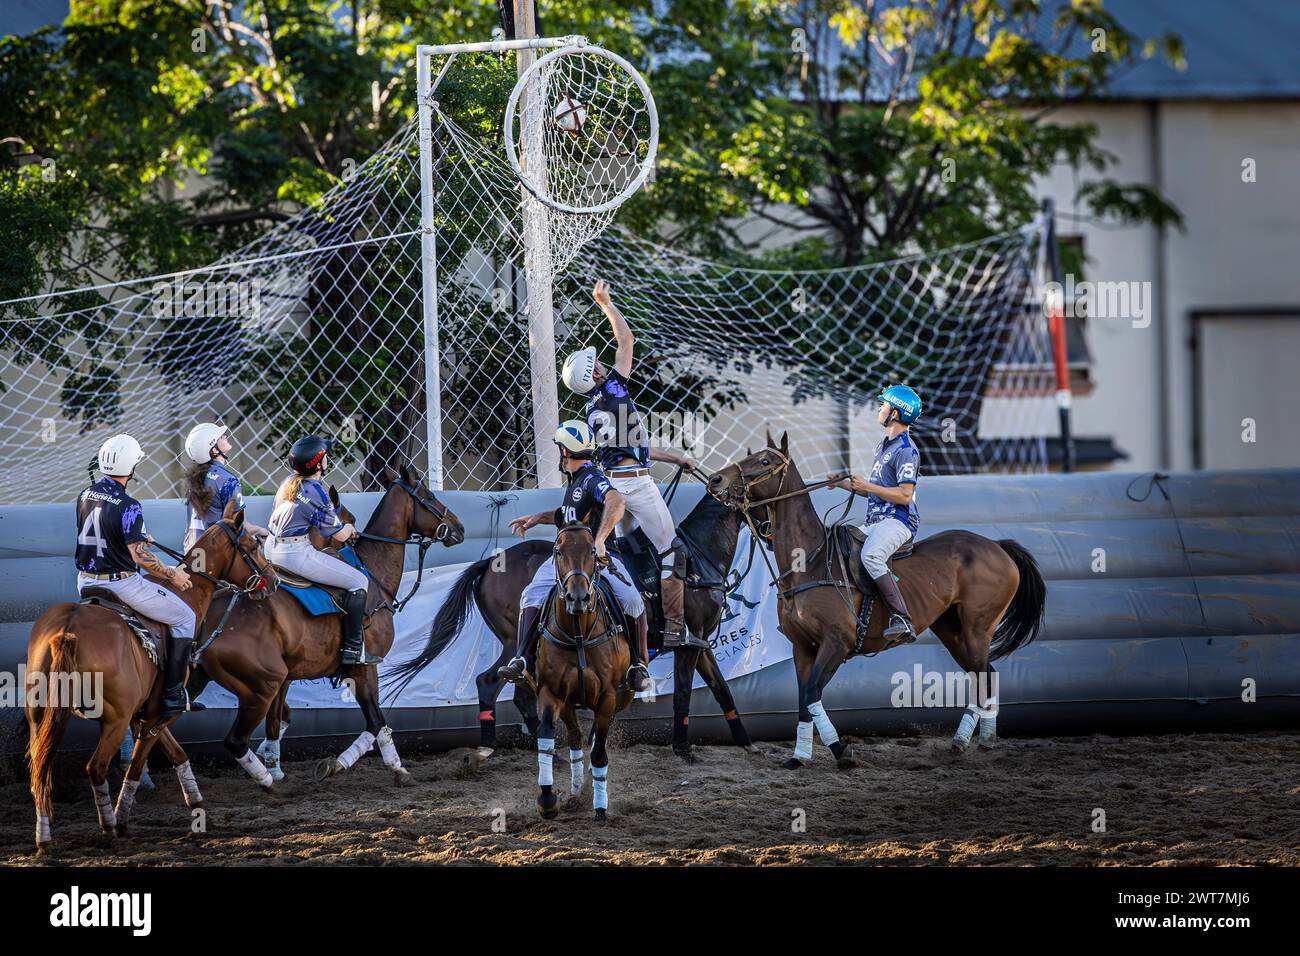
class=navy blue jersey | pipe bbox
[866,432,920,533]
[554,462,613,532]
[187,460,245,539]
[268,478,344,538]
[75,478,148,574]
[585,369,650,470]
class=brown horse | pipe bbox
[711,434,1046,769]
[186,464,463,788]
[25,510,277,853]
[533,524,634,821]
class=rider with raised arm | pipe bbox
[558,279,700,649]
[498,420,652,693]
[76,434,197,716]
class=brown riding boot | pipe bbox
[660,575,689,648]
[625,612,651,693]
[873,573,917,645]
[499,605,542,683]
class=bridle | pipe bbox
[351,478,462,614]
[156,519,277,598]
[554,524,601,617]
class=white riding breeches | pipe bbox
[859,517,913,580]
[520,554,645,618]
[606,469,677,576]
[265,536,368,592]
[78,572,196,640]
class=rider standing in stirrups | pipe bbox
[181,421,269,551]
[553,279,701,649]
[830,384,923,645]
[264,436,378,665]
[75,435,197,716]
[499,420,652,693]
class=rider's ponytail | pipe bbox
[275,474,305,508]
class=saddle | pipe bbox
[79,588,163,666]
[270,545,370,617]
[616,526,717,654]
[827,523,913,656]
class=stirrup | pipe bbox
[883,614,916,645]
[625,662,651,692]
[661,623,689,648]
[341,642,383,665]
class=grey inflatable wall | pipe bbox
[3,468,1298,760]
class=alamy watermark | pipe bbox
[1042,274,1152,328]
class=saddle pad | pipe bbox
[275,545,368,616]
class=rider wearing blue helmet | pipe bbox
[830,384,922,645]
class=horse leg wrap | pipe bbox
[91,780,116,831]
[953,706,980,749]
[115,778,140,825]
[569,749,584,795]
[336,730,376,771]
[175,760,203,807]
[807,701,839,747]
[376,726,403,770]
[36,812,51,847]
[977,696,998,746]
[592,764,609,811]
[794,720,814,761]
[537,738,555,787]
[258,721,287,781]
[237,749,274,788]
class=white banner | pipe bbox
[196,528,792,712]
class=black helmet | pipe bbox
[287,435,332,476]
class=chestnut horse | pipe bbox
[711,434,1045,769]
[25,511,277,853]
[534,524,633,821]
[186,465,463,788]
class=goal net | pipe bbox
[0,40,1054,506]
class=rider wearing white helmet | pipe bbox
[558,279,701,649]
[181,422,268,550]
[498,419,652,693]
[75,434,198,716]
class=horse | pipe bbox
[385,482,760,763]
[25,510,277,853]
[185,464,464,788]
[710,433,1046,769]
[533,523,634,821]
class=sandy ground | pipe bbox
[2,731,1298,866]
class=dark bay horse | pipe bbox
[385,486,759,763]
[25,512,276,853]
[186,465,463,788]
[534,524,634,821]
[711,434,1046,769]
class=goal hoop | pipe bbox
[504,44,659,215]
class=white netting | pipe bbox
[0,42,1054,506]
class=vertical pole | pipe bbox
[516,0,562,488]
[417,48,446,489]
[1042,198,1076,473]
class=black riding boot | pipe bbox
[499,604,542,683]
[873,573,917,645]
[625,612,651,693]
[339,588,380,665]
[660,575,689,648]
[159,636,195,717]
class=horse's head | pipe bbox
[195,505,279,599]
[553,523,598,616]
[710,430,793,511]
[381,464,465,546]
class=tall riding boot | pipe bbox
[873,573,917,645]
[660,575,689,648]
[624,612,651,693]
[339,589,380,665]
[159,636,195,717]
[499,605,542,683]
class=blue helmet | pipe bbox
[879,384,922,424]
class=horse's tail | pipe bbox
[383,556,490,700]
[28,628,78,817]
[990,540,1046,661]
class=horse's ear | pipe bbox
[400,463,417,486]
[764,427,774,448]
[329,484,340,509]
[779,431,789,453]
[222,498,240,520]
[232,508,246,532]
[380,467,399,488]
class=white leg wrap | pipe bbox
[115,778,140,824]
[258,722,287,780]
[807,701,839,746]
[237,749,274,788]
[336,730,376,770]
[794,720,814,761]
[953,706,980,747]
[592,764,609,810]
[176,760,203,807]
[36,813,51,846]
[91,780,116,830]
[569,749,584,795]
[376,726,403,770]
[978,698,998,744]
[537,738,555,787]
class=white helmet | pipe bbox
[561,347,599,394]
[184,422,227,464]
[553,419,596,458]
[98,434,145,477]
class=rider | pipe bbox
[498,420,652,693]
[181,421,268,551]
[559,279,700,648]
[264,436,378,665]
[830,384,922,645]
[76,434,197,716]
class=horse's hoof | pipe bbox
[34,842,55,858]
[835,747,861,770]
[114,822,130,838]
[537,799,558,820]
[314,758,340,782]
[950,738,970,755]
[978,739,997,752]
[674,747,695,764]
[742,743,762,755]
[467,747,492,772]
[594,808,608,823]
[782,757,804,770]
[393,767,414,787]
